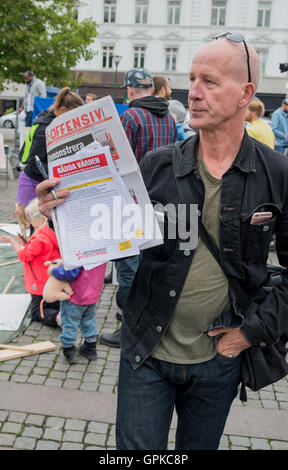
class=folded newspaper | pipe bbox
[46,96,163,268]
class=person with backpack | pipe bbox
[16,87,83,231]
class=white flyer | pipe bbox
[49,141,145,268]
[46,96,163,255]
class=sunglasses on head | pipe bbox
[211,32,251,83]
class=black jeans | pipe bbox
[31,295,59,328]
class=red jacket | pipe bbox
[18,224,61,295]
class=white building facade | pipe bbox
[74,0,288,107]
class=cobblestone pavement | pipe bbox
[0,175,288,450]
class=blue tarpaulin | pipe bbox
[32,96,54,121]
[46,86,61,98]
[114,104,129,115]
[32,96,128,122]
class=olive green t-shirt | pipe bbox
[152,154,231,364]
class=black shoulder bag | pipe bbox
[173,160,288,396]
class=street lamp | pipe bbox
[113,55,122,103]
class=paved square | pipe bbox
[0,175,287,450]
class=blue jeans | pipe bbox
[116,352,242,450]
[59,301,98,348]
[115,255,139,311]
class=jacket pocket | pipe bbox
[240,203,281,261]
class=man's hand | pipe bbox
[36,179,70,220]
[208,328,251,358]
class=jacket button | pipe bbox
[184,250,191,257]
[156,326,163,333]
[169,290,176,298]
[263,226,269,232]
[135,355,141,363]
[260,342,266,347]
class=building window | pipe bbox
[211,0,227,26]
[102,45,114,69]
[165,48,178,72]
[257,49,268,74]
[135,0,148,24]
[134,47,146,68]
[257,1,272,27]
[168,0,181,25]
[104,0,116,23]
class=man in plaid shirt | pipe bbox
[100,68,178,348]
[120,68,177,163]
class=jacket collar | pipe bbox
[174,129,256,177]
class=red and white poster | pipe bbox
[46,96,163,268]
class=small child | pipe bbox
[0,198,61,327]
[51,262,106,364]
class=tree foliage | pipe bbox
[0,0,98,89]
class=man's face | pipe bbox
[284,104,288,115]
[188,43,245,131]
[85,95,94,103]
[24,73,33,84]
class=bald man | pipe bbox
[115,35,288,450]
[37,35,288,450]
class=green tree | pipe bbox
[0,0,98,89]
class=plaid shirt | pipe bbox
[121,107,178,162]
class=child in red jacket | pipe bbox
[0,198,61,327]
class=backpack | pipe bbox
[18,124,39,163]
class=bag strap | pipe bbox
[172,149,221,264]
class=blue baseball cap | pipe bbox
[123,68,154,88]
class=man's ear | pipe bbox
[239,83,255,109]
[127,86,133,101]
